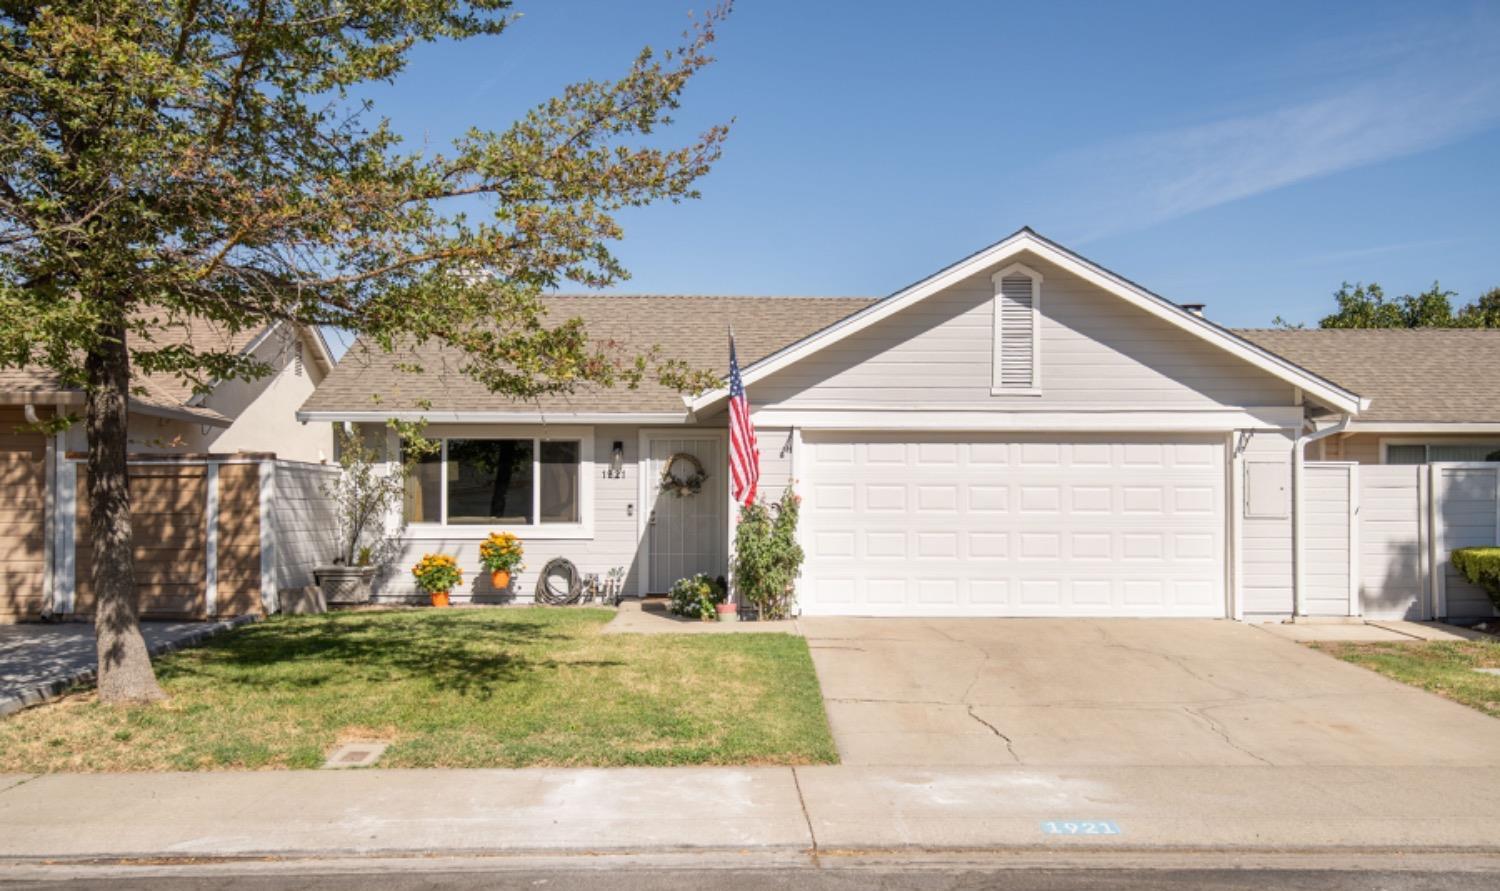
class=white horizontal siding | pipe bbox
[752,253,1294,410]
[1239,428,1294,618]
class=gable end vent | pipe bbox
[991,264,1042,394]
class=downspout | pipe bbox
[1291,415,1351,619]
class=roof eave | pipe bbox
[1345,420,1500,433]
[295,409,694,425]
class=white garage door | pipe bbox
[801,433,1226,617]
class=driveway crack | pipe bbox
[966,705,1022,763]
[1183,704,1274,766]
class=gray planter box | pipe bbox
[314,566,375,606]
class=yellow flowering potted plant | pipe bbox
[478,532,524,590]
[412,553,462,607]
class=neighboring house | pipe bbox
[0,317,338,622]
[1234,329,1500,465]
[298,228,1500,622]
[0,317,336,460]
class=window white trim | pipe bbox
[990,262,1042,396]
[1379,437,1500,465]
[403,426,595,539]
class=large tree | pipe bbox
[0,1,730,702]
[1277,281,1500,329]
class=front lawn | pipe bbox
[1310,639,1500,718]
[0,608,838,771]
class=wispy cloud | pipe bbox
[1048,10,1500,242]
[1288,237,1468,269]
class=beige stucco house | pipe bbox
[299,229,1500,623]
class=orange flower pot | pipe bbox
[430,591,451,608]
[490,570,511,590]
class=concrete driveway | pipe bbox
[800,618,1500,767]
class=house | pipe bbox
[297,229,1500,622]
[0,317,338,622]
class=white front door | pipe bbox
[800,433,1227,617]
[643,433,728,594]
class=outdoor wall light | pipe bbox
[609,441,625,478]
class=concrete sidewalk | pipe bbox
[3,764,1500,862]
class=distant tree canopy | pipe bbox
[1275,282,1500,329]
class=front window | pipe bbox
[404,437,584,527]
[1387,443,1500,464]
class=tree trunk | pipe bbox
[86,321,166,704]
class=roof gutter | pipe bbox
[1291,414,1351,620]
[1344,421,1500,434]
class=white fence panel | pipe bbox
[270,460,341,594]
[1432,463,1500,619]
[1358,465,1428,620]
[1303,462,1357,617]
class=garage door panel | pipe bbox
[801,434,1226,618]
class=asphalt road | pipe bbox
[4,862,1499,890]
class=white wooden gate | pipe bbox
[1358,465,1430,620]
[1302,462,1358,617]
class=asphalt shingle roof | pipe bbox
[301,293,1500,424]
[1235,328,1500,423]
[300,295,877,415]
[0,315,274,423]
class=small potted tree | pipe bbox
[412,553,462,607]
[314,424,432,606]
[479,532,524,591]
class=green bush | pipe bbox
[1451,547,1500,609]
[732,488,804,620]
[668,573,726,621]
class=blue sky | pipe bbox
[360,0,1500,333]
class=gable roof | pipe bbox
[686,228,1366,415]
[297,295,876,421]
[1235,328,1500,425]
[0,316,333,426]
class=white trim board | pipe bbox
[749,407,1306,432]
[1350,422,1500,434]
[688,229,1367,416]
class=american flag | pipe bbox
[727,332,759,506]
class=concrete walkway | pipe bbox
[800,617,1500,767]
[2,764,1500,862]
[1256,619,1492,643]
[0,618,253,716]
[602,598,800,634]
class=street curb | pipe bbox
[0,614,259,718]
[3,842,1500,868]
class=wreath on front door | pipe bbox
[659,452,708,498]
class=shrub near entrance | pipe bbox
[1452,547,1500,609]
